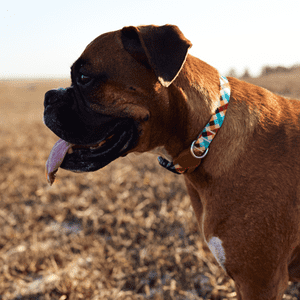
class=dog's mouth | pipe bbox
[46,118,138,185]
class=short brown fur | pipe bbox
[44,25,300,300]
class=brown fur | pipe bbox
[49,25,300,299]
[87,27,300,299]
[179,58,300,299]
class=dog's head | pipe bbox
[44,25,191,175]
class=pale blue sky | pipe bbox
[1,0,299,79]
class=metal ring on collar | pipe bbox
[190,141,209,159]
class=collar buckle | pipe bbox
[190,141,209,159]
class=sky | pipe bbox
[1,0,299,79]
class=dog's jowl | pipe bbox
[44,24,300,300]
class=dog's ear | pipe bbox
[121,25,192,87]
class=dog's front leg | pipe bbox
[184,177,204,231]
[184,176,290,300]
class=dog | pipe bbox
[43,24,300,299]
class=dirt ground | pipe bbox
[0,74,299,300]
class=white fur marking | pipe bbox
[208,236,226,270]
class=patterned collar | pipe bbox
[158,75,231,174]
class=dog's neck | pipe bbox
[162,55,222,160]
[159,56,261,177]
[146,56,259,177]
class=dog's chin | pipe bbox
[60,118,139,172]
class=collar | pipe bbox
[158,75,231,174]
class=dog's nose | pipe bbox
[44,88,67,107]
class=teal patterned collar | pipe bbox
[158,76,231,174]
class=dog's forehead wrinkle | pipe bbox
[81,34,122,67]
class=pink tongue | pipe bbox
[46,139,73,186]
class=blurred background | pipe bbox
[0,1,299,299]
[1,0,300,79]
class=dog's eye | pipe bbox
[78,74,92,85]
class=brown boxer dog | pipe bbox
[43,25,300,299]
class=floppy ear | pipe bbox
[121,24,192,87]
